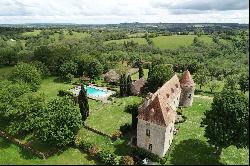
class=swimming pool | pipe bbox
[71,85,115,100]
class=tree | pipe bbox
[86,60,103,80]
[207,80,219,93]
[119,74,127,97]
[59,61,77,82]
[194,68,209,90]
[35,96,82,147]
[147,64,174,92]
[78,85,89,123]
[30,61,50,78]
[224,74,239,90]
[138,61,144,79]
[8,62,42,91]
[126,75,133,96]
[239,72,249,93]
[201,88,249,155]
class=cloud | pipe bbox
[0,0,248,24]
[152,0,249,14]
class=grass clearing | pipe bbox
[152,35,213,50]
[131,69,149,81]
[0,66,14,80]
[104,38,148,45]
[86,96,143,135]
[165,97,249,165]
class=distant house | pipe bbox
[103,70,120,84]
[131,77,147,96]
[136,71,195,157]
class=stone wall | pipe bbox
[179,86,195,107]
[137,119,167,157]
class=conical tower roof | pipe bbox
[179,70,195,86]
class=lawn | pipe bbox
[0,137,99,165]
[165,97,249,165]
[104,38,148,45]
[131,69,149,81]
[152,35,213,50]
[21,30,42,37]
[85,96,143,135]
[37,77,78,101]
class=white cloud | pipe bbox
[0,0,248,24]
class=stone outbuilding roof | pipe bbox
[103,70,120,83]
[179,70,195,87]
[137,95,176,127]
[137,74,180,127]
[131,77,147,95]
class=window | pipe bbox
[171,88,174,93]
[188,94,192,99]
[146,129,150,137]
[175,84,178,88]
[149,144,152,151]
[166,94,170,98]
[169,140,171,145]
[170,127,172,133]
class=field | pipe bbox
[152,35,213,50]
[104,38,148,45]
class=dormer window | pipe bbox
[171,88,174,93]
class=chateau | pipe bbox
[136,70,195,157]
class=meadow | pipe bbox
[104,38,148,45]
[152,35,213,50]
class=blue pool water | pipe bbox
[85,86,108,97]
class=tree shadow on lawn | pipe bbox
[113,135,134,156]
[0,137,12,149]
[169,139,222,165]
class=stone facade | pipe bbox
[179,85,195,107]
[137,119,175,157]
[136,71,195,157]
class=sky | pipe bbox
[0,0,249,24]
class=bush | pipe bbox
[120,155,134,165]
[111,131,122,140]
[97,150,120,165]
[58,89,74,97]
[89,145,101,157]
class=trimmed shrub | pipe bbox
[89,145,101,157]
[58,89,74,97]
[120,155,134,165]
[111,131,122,140]
[97,150,120,165]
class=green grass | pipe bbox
[86,96,143,135]
[131,69,149,81]
[152,35,213,50]
[165,97,249,165]
[0,66,13,80]
[0,138,99,165]
[21,30,41,37]
[104,38,148,45]
[37,77,77,101]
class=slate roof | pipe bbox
[179,70,195,87]
[137,74,180,127]
[132,77,147,93]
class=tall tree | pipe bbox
[201,88,249,155]
[78,85,89,123]
[147,64,174,93]
[138,60,144,79]
[194,68,209,90]
[119,74,127,97]
[126,74,133,96]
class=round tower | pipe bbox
[179,70,195,107]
